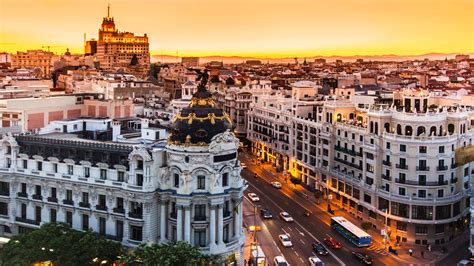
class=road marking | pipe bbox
[282,228,289,235]
[287,227,293,232]
[300,239,305,245]
[296,228,305,236]
[247,182,346,266]
[298,257,304,263]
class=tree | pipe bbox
[122,241,220,266]
[0,223,122,266]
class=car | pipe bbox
[278,234,292,247]
[279,212,294,222]
[309,256,325,266]
[274,256,289,266]
[324,236,342,249]
[271,181,282,188]
[352,251,372,265]
[312,241,329,256]
[248,193,260,202]
[260,208,273,219]
[241,163,247,169]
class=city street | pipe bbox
[240,152,403,266]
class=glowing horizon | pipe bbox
[0,0,473,57]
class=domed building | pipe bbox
[163,71,246,263]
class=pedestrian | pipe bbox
[421,251,424,258]
[409,249,413,256]
[244,259,247,266]
[428,244,431,252]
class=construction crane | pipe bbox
[41,45,65,53]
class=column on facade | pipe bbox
[217,204,224,245]
[123,220,130,241]
[184,205,191,243]
[209,205,216,246]
[160,201,167,242]
[233,200,241,239]
[176,205,183,241]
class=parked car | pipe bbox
[274,256,289,266]
[324,236,342,249]
[311,241,329,256]
[279,234,293,247]
[352,252,372,265]
[260,208,273,219]
[309,256,325,266]
[271,181,282,188]
[248,193,260,202]
[279,212,294,222]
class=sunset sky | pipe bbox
[0,0,473,57]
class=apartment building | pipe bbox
[11,50,54,78]
[248,86,474,245]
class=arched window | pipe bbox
[374,122,379,135]
[405,125,413,136]
[448,124,455,135]
[417,126,426,136]
[439,125,443,136]
[336,113,342,123]
[370,121,374,133]
[349,113,355,120]
[397,124,402,135]
[384,123,390,133]
[430,126,437,136]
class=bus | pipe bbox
[330,216,372,247]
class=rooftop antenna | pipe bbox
[107,3,110,17]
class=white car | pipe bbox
[248,193,260,202]
[271,181,282,188]
[241,163,247,169]
[278,234,292,247]
[309,256,324,266]
[274,256,289,266]
[279,211,294,222]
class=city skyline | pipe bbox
[1,0,473,57]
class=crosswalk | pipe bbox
[366,245,388,255]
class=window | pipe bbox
[0,202,8,216]
[52,163,58,173]
[399,187,406,196]
[118,171,125,182]
[99,217,106,235]
[418,190,426,198]
[23,160,27,169]
[418,175,426,185]
[415,225,428,235]
[116,197,124,209]
[0,182,9,195]
[66,211,72,226]
[50,209,56,223]
[100,169,107,180]
[130,225,142,241]
[136,174,143,186]
[51,188,57,199]
[197,175,205,189]
[66,190,73,201]
[396,221,407,231]
[419,146,427,153]
[437,189,444,198]
[364,194,371,203]
[84,167,90,178]
[82,192,89,203]
[412,205,433,220]
[222,173,228,187]
[386,142,390,149]
[400,144,406,152]
[174,174,179,188]
[21,203,27,218]
[435,224,444,234]
[194,229,206,247]
[82,214,89,230]
[37,161,42,171]
[116,220,124,239]
[67,165,73,175]
[194,204,206,221]
[98,195,106,207]
[439,146,445,153]
[223,224,229,243]
[21,183,27,194]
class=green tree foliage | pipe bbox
[149,63,160,79]
[0,223,122,266]
[121,241,220,266]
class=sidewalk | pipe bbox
[256,160,467,265]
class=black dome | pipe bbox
[169,74,232,145]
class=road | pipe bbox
[240,152,401,266]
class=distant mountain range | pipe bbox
[151,52,473,64]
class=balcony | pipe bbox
[437,165,448,171]
[396,164,408,170]
[416,166,430,171]
[105,234,123,242]
[96,205,108,211]
[32,194,43,200]
[0,191,9,197]
[16,217,40,225]
[128,212,143,219]
[194,216,206,221]
[113,207,125,214]
[395,178,449,186]
[47,197,58,203]
[170,212,177,219]
[451,177,458,184]
[17,192,28,198]
[79,202,91,208]
[63,199,74,206]
[382,174,391,181]
[382,161,392,167]
[451,163,457,169]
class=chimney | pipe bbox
[112,121,121,141]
